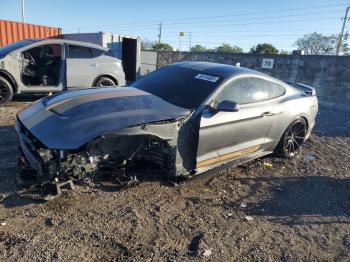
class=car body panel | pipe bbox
[17,87,190,149]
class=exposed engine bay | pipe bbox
[16,116,197,197]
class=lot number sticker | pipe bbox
[195,74,219,82]
[262,58,274,69]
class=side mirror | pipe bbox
[216,100,240,112]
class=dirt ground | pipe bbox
[0,99,350,262]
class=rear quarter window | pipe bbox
[91,48,105,58]
[68,45,92,58]
[269,82,286,99]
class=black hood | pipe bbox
[17,87,191,149]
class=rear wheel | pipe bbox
[275,118,307,158]
[95,76,117,87]
[0,76,14,106]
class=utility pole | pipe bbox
[189,32,192,51]
[158,21,162,43]
[21,0,25,22]
[179,32,184,61]
[336,5,350,55]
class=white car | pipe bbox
[0,38,126,104]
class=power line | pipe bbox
[160,10,343,27]
[73,15,339,33]
[162,16,339,29]
[74,3,348,30]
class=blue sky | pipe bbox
[1,0,349,51]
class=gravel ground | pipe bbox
[0,100,349,261]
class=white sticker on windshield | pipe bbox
[195,74,219,83]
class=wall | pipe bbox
[146,51,350,111]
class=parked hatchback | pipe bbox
[0,38,126,105]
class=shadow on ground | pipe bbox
[223,175,350,225]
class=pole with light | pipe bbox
[179,32,184,61]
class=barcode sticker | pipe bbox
[195,74,219,83]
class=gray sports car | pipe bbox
[16,62,318,192]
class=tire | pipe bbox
[0,76,14,106]
[275,118,308,158]
[95,76,117,87]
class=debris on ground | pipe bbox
[304,154,317,161]
[244,216,254,221]
[203,250,212,257]
[263,162,273,167]
[1,222,6,226]
[240,203,247,208]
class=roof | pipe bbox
[26,38,108,50]
[174,61,264,78]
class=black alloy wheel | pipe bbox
[276,118,307,158]
[0,76,13,105]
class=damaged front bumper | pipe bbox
[15,115,197,190]
[16,119,97,185]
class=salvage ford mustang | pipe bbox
[16,62,318,191]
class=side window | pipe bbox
[214,79,245,105]
[91,48,105,58]
[243,78,269,103]
[104,49,118,58]
[68,45,92,58]
[269,82,285,99]
[214,77,269,105]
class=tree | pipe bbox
[141,39,154,50]
[342,42,350,55]
[190,44,208,52]
[250,43,279,54]
[295,32,335,55]
[152,42,173,51]
[215,43,243,53]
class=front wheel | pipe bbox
[275,118,307,158]
[0,76,14,106]
[95,76,117,87]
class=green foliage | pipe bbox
[215,43,243,53]
[250,43,279,54]
[152,42,173,51]
[141,40,174,51]
[190,44,208,52]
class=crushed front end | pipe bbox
[15,114,197,195]
[16,118,97,185]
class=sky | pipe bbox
[0,0,349,52]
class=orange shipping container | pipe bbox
[0,19,62,47]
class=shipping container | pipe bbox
[60,32,141,81]
[0,19,62,47]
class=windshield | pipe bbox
[0,39,37,58]
[132,65,223,109]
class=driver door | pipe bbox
[18,43,64,92]
[196,77,274,170]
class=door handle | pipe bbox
[261,111,274,117]
[90,63,97,67]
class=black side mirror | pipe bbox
[216,100,240,112]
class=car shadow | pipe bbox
[222,175,350,225]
